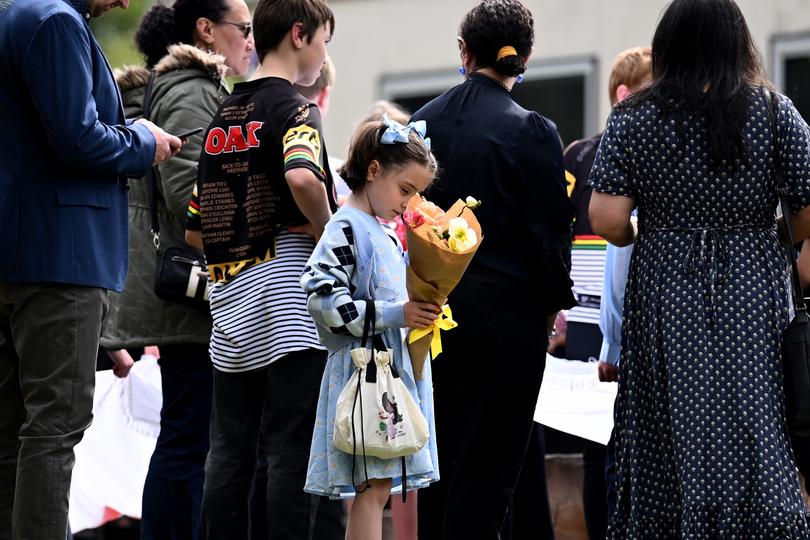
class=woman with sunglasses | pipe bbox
[101,1,253,538]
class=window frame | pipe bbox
[771,31,810,93]
[378,54,599,137]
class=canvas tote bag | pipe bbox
[333,300,429,462]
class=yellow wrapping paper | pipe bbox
[405,196,482,380]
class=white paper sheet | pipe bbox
[534,354,618,445]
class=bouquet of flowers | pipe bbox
[403,195,483,380]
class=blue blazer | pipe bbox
[0,0,156,291]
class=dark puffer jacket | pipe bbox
[101,44,228,349]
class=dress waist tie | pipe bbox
[644,224,774,327]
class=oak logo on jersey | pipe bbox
[205,121,264,155]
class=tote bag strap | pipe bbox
[360,300,391,382]
[766,88,807,313]
[351,300,376,492]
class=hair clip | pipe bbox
[380,113,431,151]
[496,46,518,61]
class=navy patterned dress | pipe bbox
[589,89,810,538]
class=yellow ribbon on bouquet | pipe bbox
[408,304,458,359]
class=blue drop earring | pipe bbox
[458,66,467,77]
[515,73,525,84]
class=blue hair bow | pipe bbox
[380,113,431,150]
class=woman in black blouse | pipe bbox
[412,1,575,537]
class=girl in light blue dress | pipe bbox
[301,116,440,538]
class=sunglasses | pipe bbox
[221,21,252,38]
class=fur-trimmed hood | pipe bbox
[115,43,228,93]
[115,64,150,94]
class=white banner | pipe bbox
[68,355,162,533]
[534,354,618,445]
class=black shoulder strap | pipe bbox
[359,300,392,383]
[142,70,157,121]
[360,299,388,351]
[767,88,806,312]
[361,300,377,383]
[142,70,161,247]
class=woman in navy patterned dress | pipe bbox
[589,0,810,537]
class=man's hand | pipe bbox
[107,349,135,378]
[597,361,619,382]
[185,229,203,251]
[136,119,182,165]
[547,332,566,354]
[546,311,567,354]
[403,301,442,330]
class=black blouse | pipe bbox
[412,74,575,324]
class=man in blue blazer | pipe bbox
[0,0,181,537]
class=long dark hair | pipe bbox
[629,0,767,165]
[135,0,230,68]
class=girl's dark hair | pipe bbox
[459,0,534,78]
[629,0,768,165]
[338,122,438,193]
[135,0,231,68]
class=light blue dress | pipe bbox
[301,205,439,498]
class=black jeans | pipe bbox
[566,321,610,539]
[502,423,555,540]
[582,440,608,540]
[250,453,346,540]
[418,315,547,539]
[0,282,108,540]
[202,348,327,540]
[141,344,213,540]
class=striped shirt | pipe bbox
[568,234,607,325]
[564,134,606,326]
[208,231,324,373]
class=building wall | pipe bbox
[323,0,810,156]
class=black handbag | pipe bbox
[768,89,810,437]
[143,71,209,309]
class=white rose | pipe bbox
[447,218,477,252]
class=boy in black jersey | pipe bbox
[198,1,336,537]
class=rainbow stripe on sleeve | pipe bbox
[187,198,200,218]
[573,234,607,250]
[283,146,324,172]
[186,186,200,219]
[282,125,325,176]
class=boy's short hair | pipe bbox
[294,56,335,100]
[359,100,410,126]
[253,0,335,62]
[608,47,652,105]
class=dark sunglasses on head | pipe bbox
[221,21,252,38]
